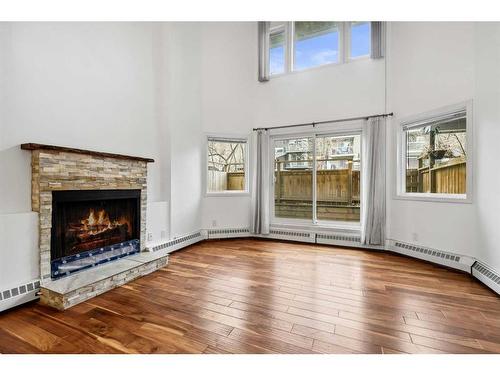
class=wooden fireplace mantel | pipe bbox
[21,143,155,163]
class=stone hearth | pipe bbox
[21,143,167,310]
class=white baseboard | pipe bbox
[386,239,475,273]
[0,279,40,312]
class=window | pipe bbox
[349,22,370,59]
[267,22,374,77]
[273,132,361,223]
[269,25,286,75]
[399,104,472,201]
[207,137,247,194]
[293,22,340,70]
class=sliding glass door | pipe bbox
[273,137,314,220]
[315,134,361,222]
[272,132,361,225]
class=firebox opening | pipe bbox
[50,190,141,277]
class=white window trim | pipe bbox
[395,101,473,204]
[269,21,372,78]
[269,125,363,229]
[204,133,250,197]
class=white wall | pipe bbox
[200,22,257,230]
[386,22,477,257]
[0,23,169,287]
[199,22,386,230]
[162,23,203,238]
[0,23,166,212]
[387,22,500,272]
[473,23,500,271]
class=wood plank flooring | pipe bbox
[1,239,499,354]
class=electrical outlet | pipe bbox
[212,220,217,228]
[147,232,153,242]
[412,232,419,242]
[161,230,166,240]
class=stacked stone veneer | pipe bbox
[31,149,148,282]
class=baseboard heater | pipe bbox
[316,232,362,247]
[147,230,205,253]
[207,228,251,239]
[387,239,475,273]
[262,229,316,243]
[472,261,500,295]
[0,279,40,312]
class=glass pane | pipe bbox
[350,22,370,58]
[316,134,361,222]
[270,31,285,75]
[405,116,467,194]
[293,22,339,71]
[207,140,246,192]
[274,137,313,220]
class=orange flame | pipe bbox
[80,208,131,236]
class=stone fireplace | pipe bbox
[21,143,169,310]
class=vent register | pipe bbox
[150,231,203,252]
[394,241,461,262]
[208,228,250,236]
[473,262,500,286]
[0,281,40,302]
[317,233,361,243]
[270,229,311,238]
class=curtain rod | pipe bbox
[252,112,394,132]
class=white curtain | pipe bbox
[370,21,385,59]
[361,117,386,245]
[251,129,270,234]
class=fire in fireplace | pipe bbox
[51,190,141,278]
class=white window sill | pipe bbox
[268,55,376,80]
[394,193,471,204]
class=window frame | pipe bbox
[269,124,363,230]
[268,21,372,78]
[205,134,250,197]
[395,101,473,203]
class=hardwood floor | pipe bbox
[1,239,500,354]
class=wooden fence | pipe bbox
[274,160,360,221]
[406,158,466,194]
[208,171,245,191]
[274,169,360,203]
[227,172,245,190]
